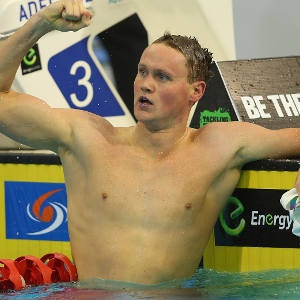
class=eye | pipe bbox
[138,67,147,77]
[155,71,171,82]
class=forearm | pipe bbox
[0,12,52,92]
[0,0,92,93]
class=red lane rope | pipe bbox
[0,253,77,291]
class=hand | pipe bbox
[39,0,93,32]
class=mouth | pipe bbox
[138,96,153,105]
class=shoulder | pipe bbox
[196,121,258,131]
[189,122,245,164]
[55,108,117,146]
[191,121,248,141]
[190,121,272,165]
[193,121,299,163]
[192,121,268,140]
[60,108,114,132]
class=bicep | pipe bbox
[0,91,72,152]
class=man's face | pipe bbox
[133,43,194,129]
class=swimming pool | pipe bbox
[1,268,300,299]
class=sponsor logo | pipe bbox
[199,108,231,127]
[241,93,300,119]
[19,0,93,22]
[20,0,54,22]
[215,188,300,248]
[219,196,245,236]
[250,210,292,231]
[21,44,42,75]
[219,196,292,237]
[26,188,67,236]
[5,182,69,241]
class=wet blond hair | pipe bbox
[152,33,214,84]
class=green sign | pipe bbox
[200,108,231,127]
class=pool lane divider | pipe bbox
[0,253,77,291]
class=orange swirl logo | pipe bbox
[26,189,67,236]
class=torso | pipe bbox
[58,115,243,284]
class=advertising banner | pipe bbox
[215,188,300,248]
[203,169,300,272]
[190,57,300,129]
[5,181,69,242]
[0,163,71,260]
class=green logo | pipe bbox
[21,44,42,75]
[23,48,37,66]
[219,196,246,236]
[200,108,231,127]
[265,214,273,225]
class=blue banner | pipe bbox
[48,37,125,117]
[5,182,69,241]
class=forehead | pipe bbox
[139,43,188,76]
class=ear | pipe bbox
[189,81,206,106]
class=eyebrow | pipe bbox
[138,64,172,76]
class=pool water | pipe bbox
[1,268,300,299]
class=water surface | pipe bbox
[1,268,300,299]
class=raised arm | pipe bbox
[0,0,93,151]
[0,0,92,92]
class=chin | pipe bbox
[134,109,149,122]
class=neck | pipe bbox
[132,122,189,157]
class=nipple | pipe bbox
[185,202,192,209]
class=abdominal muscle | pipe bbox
[68,162,220,284]
[68,201,213,284]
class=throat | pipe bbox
[139,128,189,159]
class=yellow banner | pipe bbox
[0,163,72,261]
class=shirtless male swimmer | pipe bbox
[0,0,300,286]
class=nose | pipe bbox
[140,75,154,93]
[141,85,152,93]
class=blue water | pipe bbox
[1,268,300,299]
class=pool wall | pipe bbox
[1,154,300,272]
[0,153,72,262]
[204,162,300,272]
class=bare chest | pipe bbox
[72,144,220,227]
